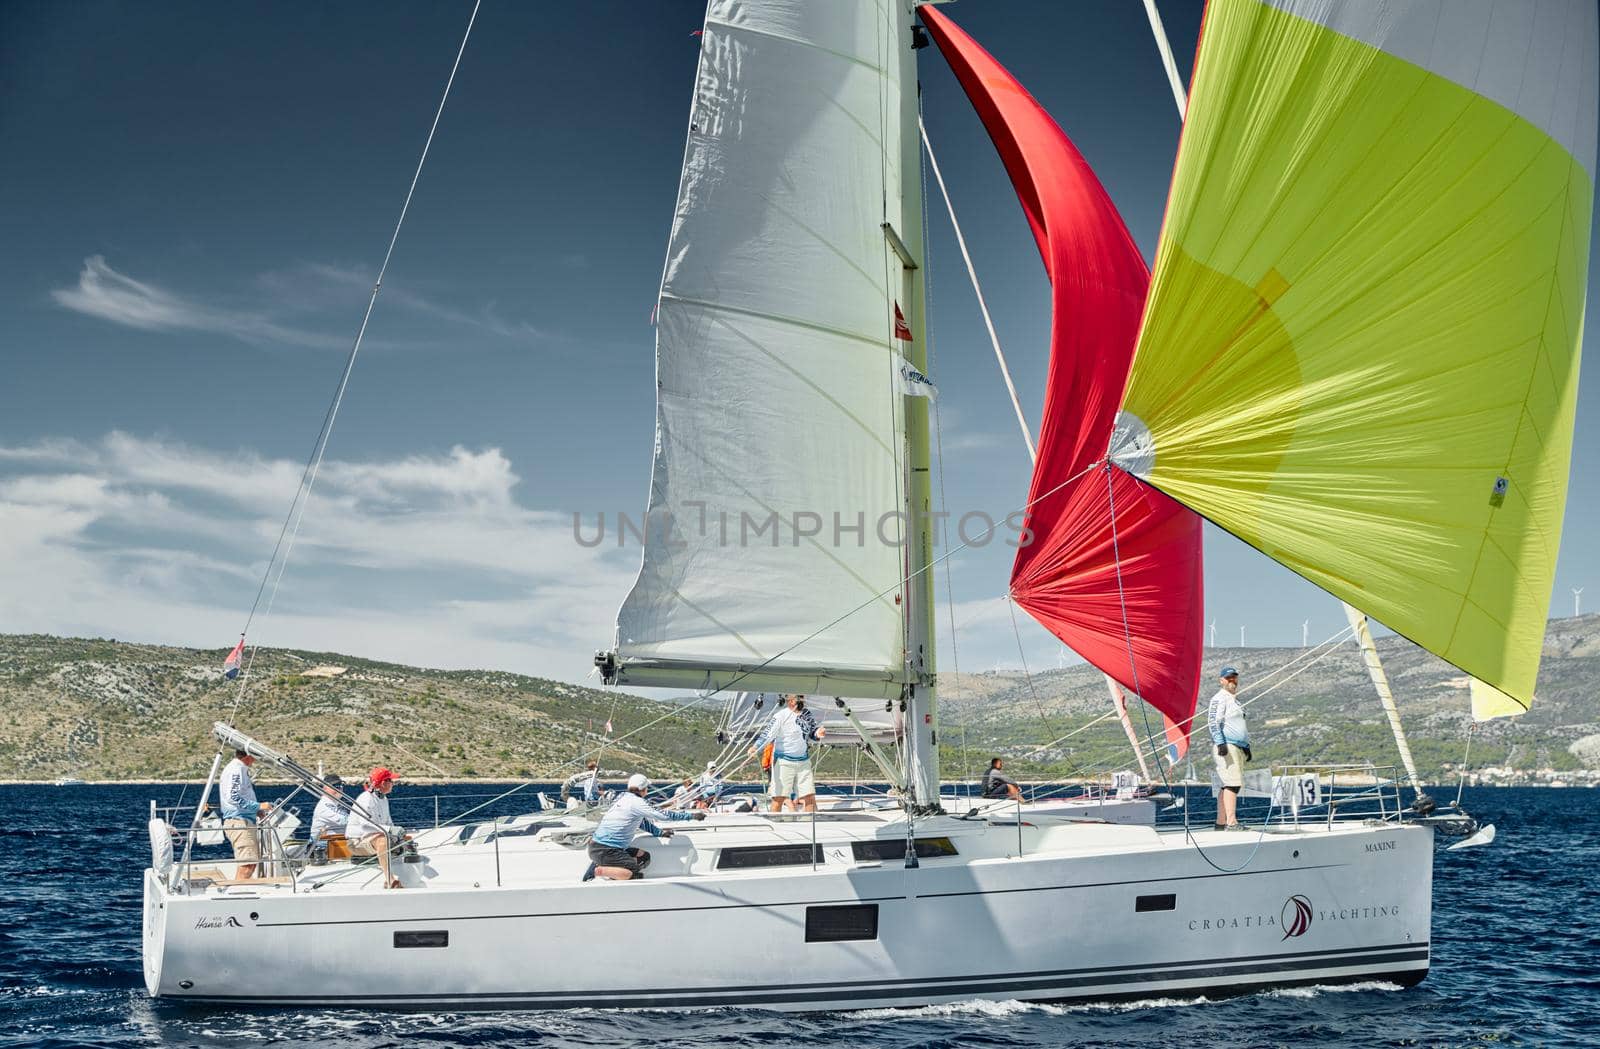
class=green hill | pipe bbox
[2,617,1597,784]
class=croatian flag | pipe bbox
[1163,714,1190,765]
[222,638,245,680]
[893,302,913,341]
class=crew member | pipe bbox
[981,757,1023,802]
[346,767,404,888]
[307,773,348,858]
[1208,666,1251,831]
[561,761,600,807]
[748,694,825,812]
[585,773,702,881]
[219,748,271,880]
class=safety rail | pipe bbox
[1256,764,1405,828]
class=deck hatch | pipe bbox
[805,903,879,943]
[394,930,449,948]
[851,836,959,862]
[1136,893,1177,912]
[715,844,824,869]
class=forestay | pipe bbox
[607,1,917,698]
[1116,0,1597,708]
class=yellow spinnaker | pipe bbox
[1119,0,1596,709]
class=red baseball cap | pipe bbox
[369,767,397,787]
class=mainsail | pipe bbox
[1116,0,1597,707]
[923,7,1205,726]
[605,1,921,699]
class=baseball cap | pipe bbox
[627,773,650,791]
[1219,666,1239,679]
[369,767,397,787]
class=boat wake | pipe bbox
[842,981,1406,1021]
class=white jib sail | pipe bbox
[609,1,916,698]
[1342,603,1425,796]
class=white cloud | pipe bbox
[51,256,351,350]
[0,433,637,680]
[0,431,1067,686]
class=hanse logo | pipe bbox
[1280,895,1313,940]
[194,915,243,929]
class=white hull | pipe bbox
[144,813,1431,1011]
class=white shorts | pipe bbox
[1214,744,1246,788]
[771,759,815,799]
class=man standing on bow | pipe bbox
[1207,666,1251,831]
[749,694,825,813]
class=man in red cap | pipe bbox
[346,767,403,888]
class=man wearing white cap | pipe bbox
[585,773,704,881]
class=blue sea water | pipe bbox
[4,783,1597,1048]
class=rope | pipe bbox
[1007,596,1066,756]
[922,91,973,802]
[1102,463,1172,793]
[1453,722,1477,807]
[226,0,483,724]
[920,117,1035,461]
[1022,623,1357,768]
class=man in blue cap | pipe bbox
[1207,666,1251,830]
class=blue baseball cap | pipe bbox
[1219,666,1239,679]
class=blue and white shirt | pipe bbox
[219,758,260,821]
[592,791,693,849]
[1207,688,1250,749]
[752,707,821,761]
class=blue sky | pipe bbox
[2,1,1595,684]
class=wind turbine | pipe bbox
[1240,625,1246,646]
[1209,620,1216,646]
[1302,620,1310,647]
[1575,587,1585,617]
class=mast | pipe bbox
[897,1,938,809]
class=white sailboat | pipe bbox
[142,0,1594,1011]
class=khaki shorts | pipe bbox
[771,759,816,799]
[348,834,387,857]
[1214,744,1246,788]
[223,818,261,863]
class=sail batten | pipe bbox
[922,7,1205,727]
[1120,0,1596,707]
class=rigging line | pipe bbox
[922,89,973,802]
[1022,623,1357,764]
[1006,596,1075,776]
[226,0,483,724]
[920,117,1036,461]
[1103,464,1173,794]
[1453,722,1477,808]
[442,459,1111,830]
[926,115,1146,779]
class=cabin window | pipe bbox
[805,904,879,943]
[715,844,825,870]
[1135,894,1176,913]
[393,930,449,948]
[851,836,959,862]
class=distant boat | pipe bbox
[54,776,84,786]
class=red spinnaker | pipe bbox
[923,8,1204,726]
